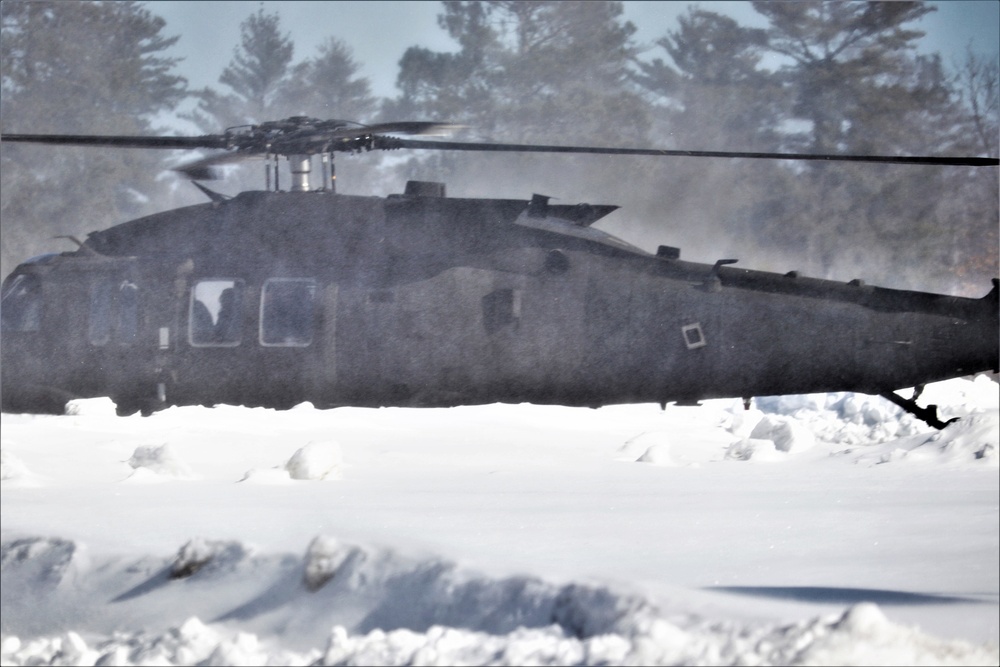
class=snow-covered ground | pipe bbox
[1,376,998,666]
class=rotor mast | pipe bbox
[289,154,311,192]
[282,153,336,192]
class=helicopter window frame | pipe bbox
[259,278,317,348]
[88,279,114,346]
[189,279,245,348]
[117,281,139,344]
[0,273,43,333]
[88,277,141,347]
[682,323,706,350]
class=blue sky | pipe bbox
[146,1,999,101]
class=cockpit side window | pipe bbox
[89,280,114,345]
[0,273,42,332]
[118,281,139,343]
[260,278,316,347]
[190,279,244,347]
[88,278,140,346]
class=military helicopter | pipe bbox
[1,116,997,426]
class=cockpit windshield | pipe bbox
[1,273,43,332]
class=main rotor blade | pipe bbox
[255,121,465,154]
[174,151,268,180]
[1,133,228,150]
[352,121,466,137]
[5,127,996,167]
[384,138,1000,167]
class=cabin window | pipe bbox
[260,278,316,346]
[0,273,42,332]
[190,279,244,346]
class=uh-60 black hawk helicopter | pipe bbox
[1,116,997,427]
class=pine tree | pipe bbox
[754,1,935,155]
[636,9,780,149]
[283,37,377,121]
[386,1,650,204]
[184,7,295,132]
[631,8,792,263]
[280,38,382,193]
[937,49,999,293]
[747,0,972,288]
[1,0,186,278]
[183,10,380,193]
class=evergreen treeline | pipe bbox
[2,0,997,294]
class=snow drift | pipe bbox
[1,376,998,665]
